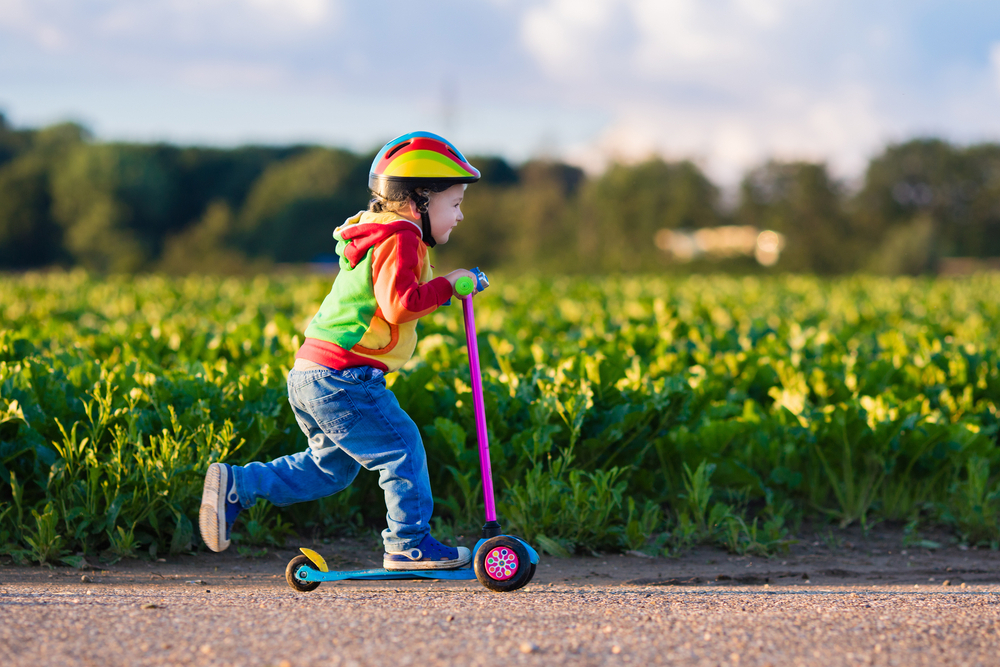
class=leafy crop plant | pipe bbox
[1,272,998,558]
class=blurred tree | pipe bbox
[472,155,520,187]
[435,159,582,273]
[868,214,936,275]
[951,144,1000,257]
[4,116,1000,276]
[0,123,92,269]
[853,139,1000,272]
[0,112,34,168]
[738,161,855,273]
[853,139,952,273]
[0,154,63,268]
[508,160,583,272]
[172,145,309,232]
[580,158,721,272]
[49,142,175,272]
[158,200,253,274]
[32,122,91,153]
[236,148,368,262]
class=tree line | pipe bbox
[1,113,998,275]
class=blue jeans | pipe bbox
[231,366,433,552]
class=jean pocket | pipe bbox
[304,387,362,434]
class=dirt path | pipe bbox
[2,536,1000,666]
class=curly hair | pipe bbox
[367,182,455,214]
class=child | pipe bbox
[199,131,481,569]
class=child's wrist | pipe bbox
[431,276,455,304]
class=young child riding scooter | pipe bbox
[199,131,480,570]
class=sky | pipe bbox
[2,0,1000,186]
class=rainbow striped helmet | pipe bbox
[369,131,480,198]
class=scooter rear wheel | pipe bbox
[285,554,321,592]
[474,536,533,592]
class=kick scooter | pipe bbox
[284,268,539,593]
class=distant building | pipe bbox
[655,226,786,266]
[937,258,1000,275]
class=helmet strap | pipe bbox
[420,210,437,248]
[413,189,436,247]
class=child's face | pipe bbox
[427,184,466,245]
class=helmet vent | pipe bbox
[385,141,411,160]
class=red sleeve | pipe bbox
[371,231,454,324]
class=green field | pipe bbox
[1,272,998,564]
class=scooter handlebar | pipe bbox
[455,276,475,296]
[454,268,489,298]
[472,268,490,292]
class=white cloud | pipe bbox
[564,79,885,186]
[520,0,617,77]
[520,0,791,81]
[0,0,70,50]
[247,0,332,25]
[3,0,1000,186]
[520,0,887,184]
[9,0,340,50]
[629,0,784,73]
[0,0,344,97]
[733,0,785,27]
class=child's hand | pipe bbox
[444,269,478,299]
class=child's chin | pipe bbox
[433,233,451,244]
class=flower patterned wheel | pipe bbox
[474,536,533,592]
[485,546,520,581]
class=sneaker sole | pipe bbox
[383,547,472,571]
[199,463,229,552]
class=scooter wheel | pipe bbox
[474,536,533,592]
[285,555,321,592]
[508,535,537,585]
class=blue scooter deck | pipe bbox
[292,538,538,584]
[298,566,477,582]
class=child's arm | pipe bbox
[371,232,474,323]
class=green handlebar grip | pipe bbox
[455,276,475,296]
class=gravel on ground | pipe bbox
[3,537,1000,667]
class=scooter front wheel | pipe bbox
[285,554,321,592]
[474,536,533,592]
[508,535,537,585]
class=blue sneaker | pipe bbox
[199,463,242,552]
[383,534,471,570]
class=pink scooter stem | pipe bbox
[460,282,498,524]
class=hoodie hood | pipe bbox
[334,210,423,269]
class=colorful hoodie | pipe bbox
[295,210,454,373]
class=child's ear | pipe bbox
[406,198,422,220]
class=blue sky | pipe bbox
[2,0,999,185]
